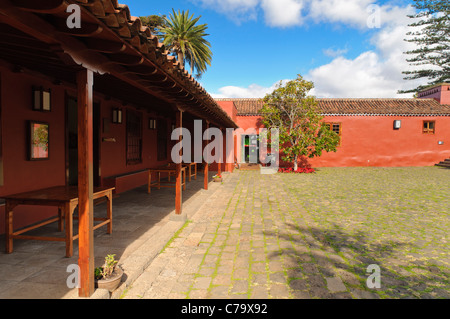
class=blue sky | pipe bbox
[127,0,422,98]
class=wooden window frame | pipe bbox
[157,118,168,162]
[325,122,342,145]
[126,110,143,165]
[423,120,435,135]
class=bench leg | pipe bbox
[158,172,161,190]
[5,203,14,254]
[148,171,152,194]
[107,193,112,234]
[58,206,64,232]
[65,203,74,258]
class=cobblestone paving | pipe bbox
[122,167,450,299]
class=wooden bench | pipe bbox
[3,186,114,257]
[103,169,149,194]
[167,163,198,182]
[148,166,186,194]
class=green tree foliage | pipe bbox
[160,9,212,79]
[261,75,340,170]
[401,0,450,93]
[139,14,167,39]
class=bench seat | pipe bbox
[103,169,149,194]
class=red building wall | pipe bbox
[418,84,450,105]
[309,116,450,167]
[217,101,237,123]
[0,69,66,234]
[98,100,172,193]
[0,66,173,234]
[228,111,450,168]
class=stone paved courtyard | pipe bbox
[123,167,450,299]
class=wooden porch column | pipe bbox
[203,121,209,190]
[77,69,95,297]
[175,109,183,215]
[217,128,223,175]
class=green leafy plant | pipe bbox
[160,9,212,78]
[261,75,340,170]
[95,254,118,280]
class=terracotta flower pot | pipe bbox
[95,266,124,292]
[213,177,222,182]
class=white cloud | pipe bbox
[308,19,423,98]
[323,46,349,58]
[211,81,289,98]
[308,0,374,28]
[193,0,416,29]
[260,0,305,27]
[207,2,425,98]
[191,0,259,24]
[212,21,422,99]
[308,51,402,98]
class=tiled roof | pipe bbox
[71,0,237,128]
[75,0,199,90]
[215,98,450,116]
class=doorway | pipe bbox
[242,135,259,164]
[66,96,101,187]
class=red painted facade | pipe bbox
[308,116,450,167]
[0,66,174,234]
[0,0,238,296]
[418,83,450,105]
[0,66,448,235]
[216,91,450,169]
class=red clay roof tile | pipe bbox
[74,0,236,127]
[215,98,450,116]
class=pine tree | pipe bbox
[400,0,449,94]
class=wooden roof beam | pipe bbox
[82,38,126,53]
[12,0,66,14]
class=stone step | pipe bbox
[239,163,261,171]
[435,160,450,168]
[435,158,450,168]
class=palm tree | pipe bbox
[160,9,213,78]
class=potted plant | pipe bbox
[213,173,222,182]
[94,254,124,292]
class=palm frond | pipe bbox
[160,9,213,78]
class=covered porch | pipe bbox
[0,0,237,297]
[0,171,225,299]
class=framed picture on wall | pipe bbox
[28,121,49,160]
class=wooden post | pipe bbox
[4,202,15,254]
[217,128,223,175]
[77,69,95,297]
[175,110,183,215]
[203,121,209,190]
